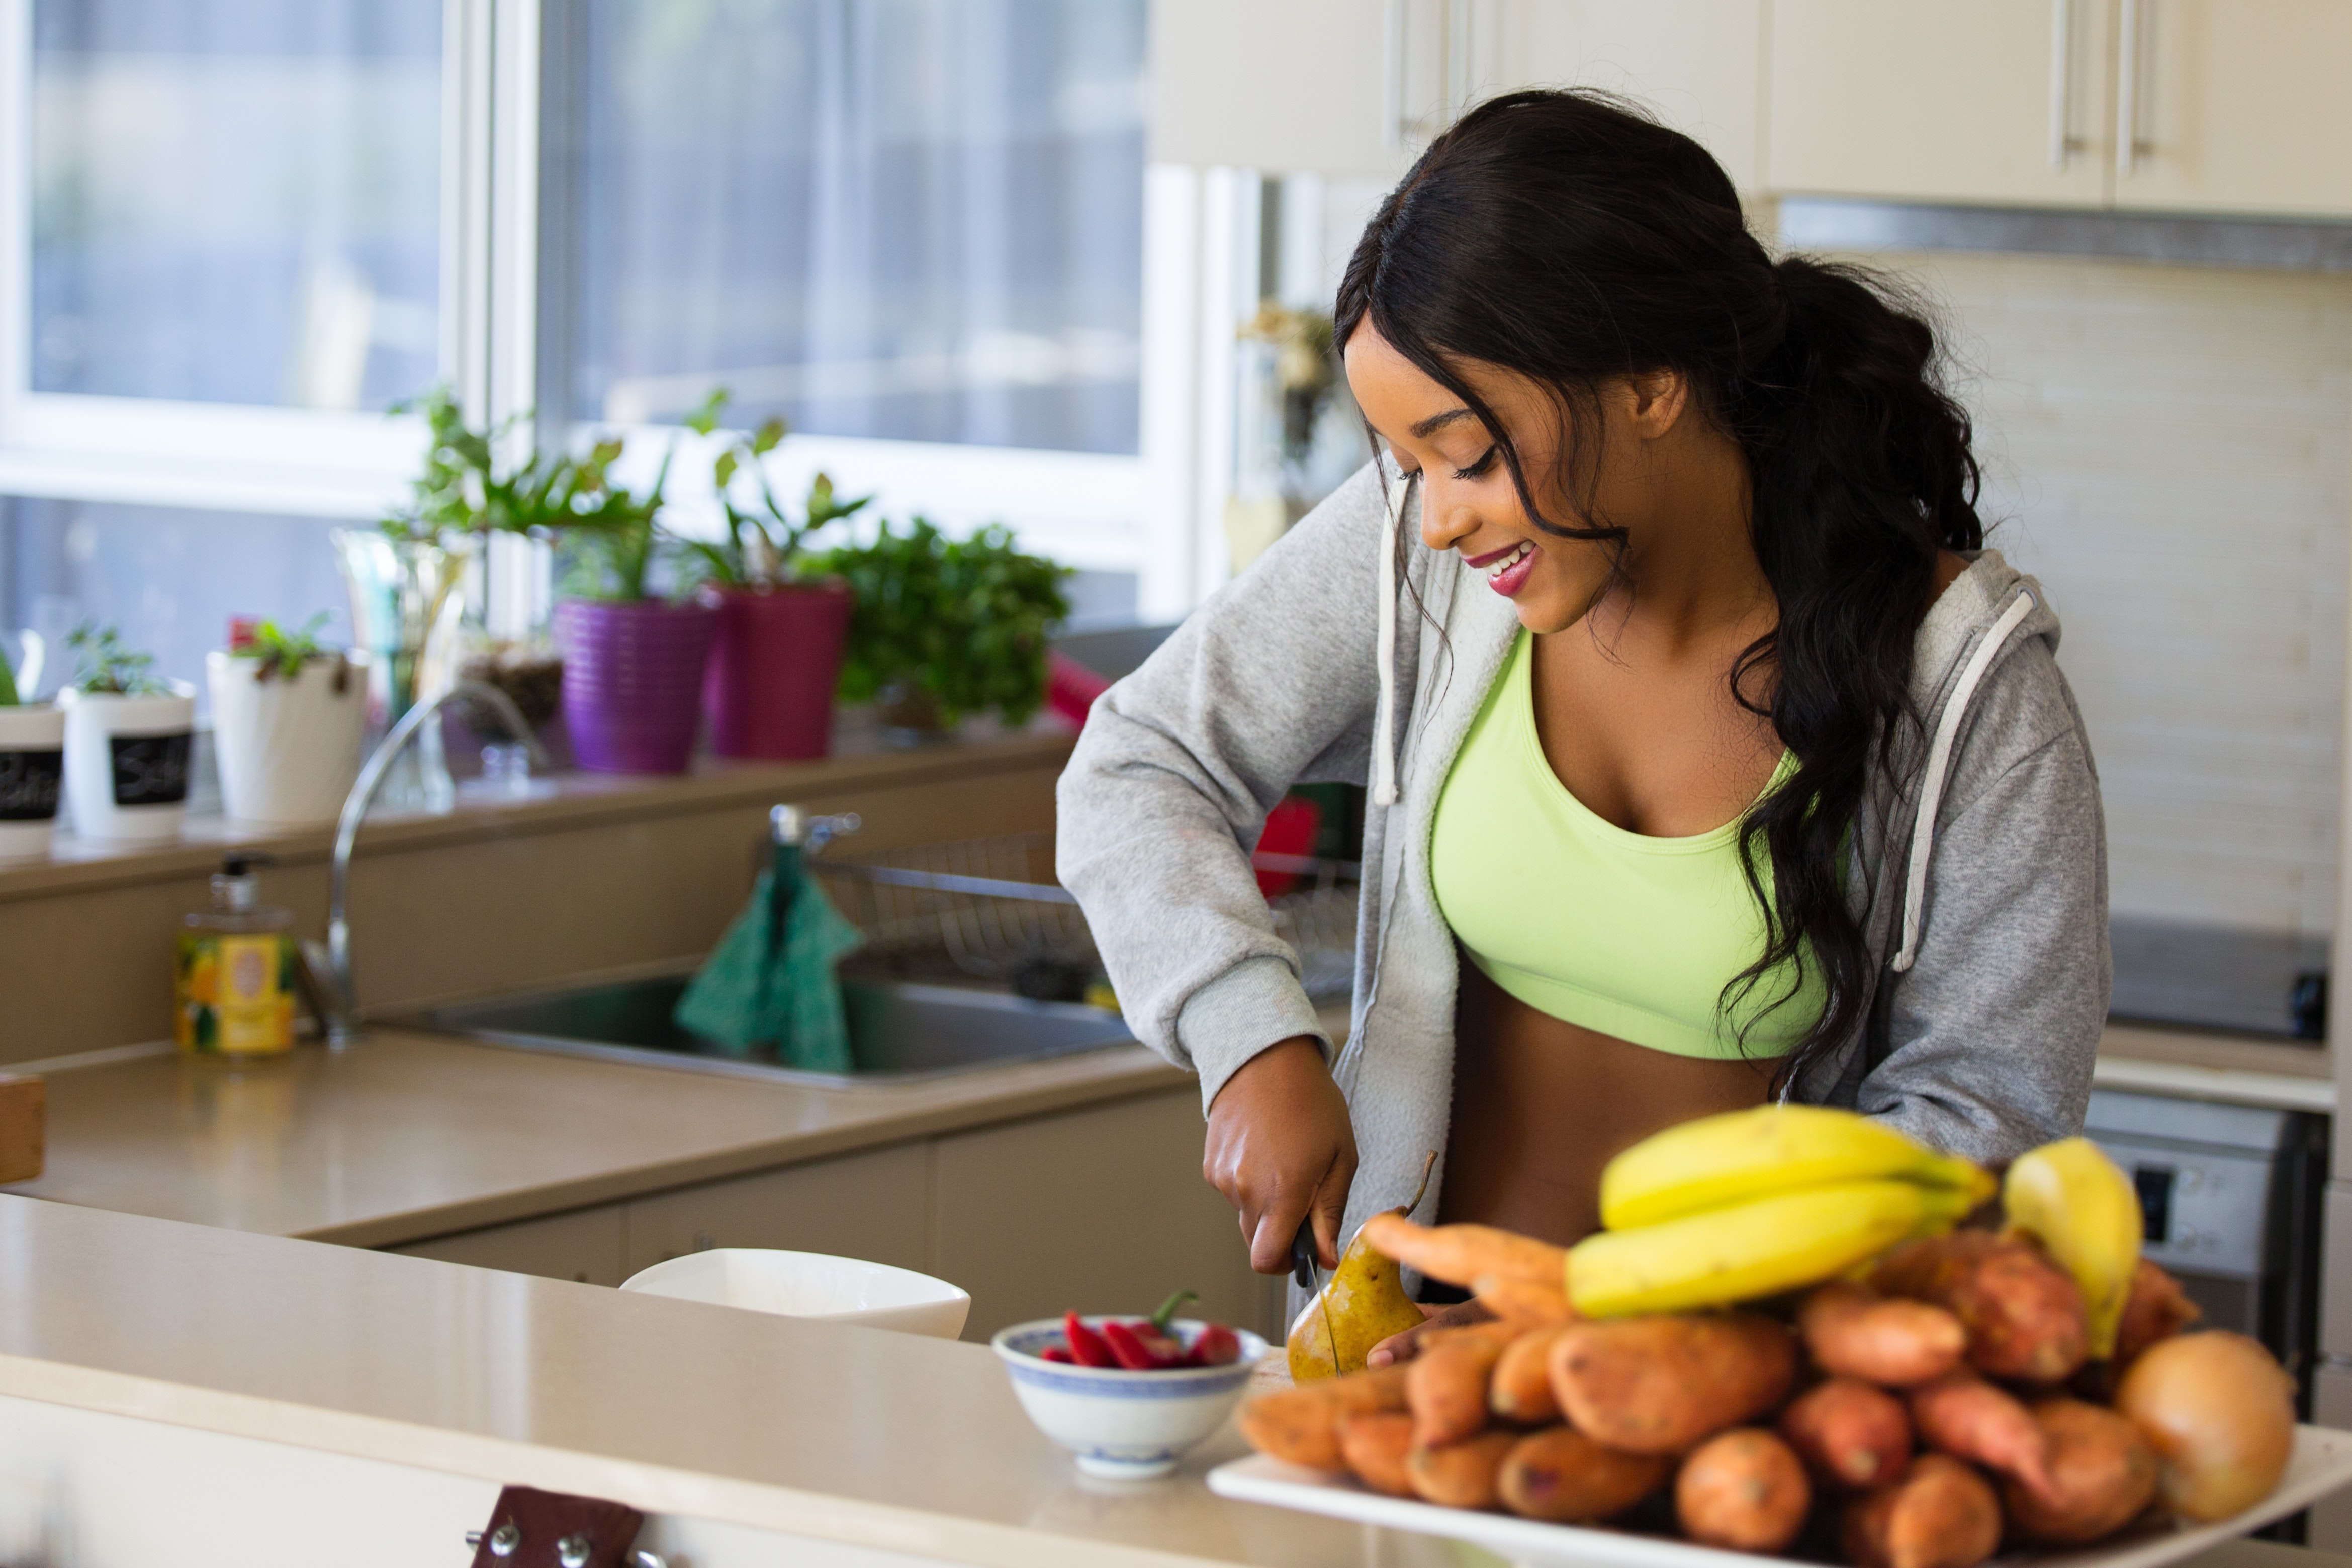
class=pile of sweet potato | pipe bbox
[1241,1230,2220,1567]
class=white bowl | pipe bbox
[619,1248,971,1339]
[992,1317,1270,1479]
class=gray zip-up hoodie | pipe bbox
[1057,459,2109,1240]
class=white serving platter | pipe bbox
[1208,1426,2352,1568]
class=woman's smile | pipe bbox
[1464,538,1539,596]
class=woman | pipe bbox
[1057,93,2108,1310]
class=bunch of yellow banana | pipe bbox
[1568,1105,1997,1317]
[2002,1136,2143,1358]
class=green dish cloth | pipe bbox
[673,861,865,1072]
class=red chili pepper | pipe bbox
[1061,1311,1117,1368]
[1100,1318,1186,1370]
[1184,1323,1242,1367]
[1038,1345,1075,1364]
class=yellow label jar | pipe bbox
[177,855,296,1057]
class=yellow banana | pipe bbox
[1568,1177,1978,1317]
[2002,1136,2142,1359]
[1598,1104,1996,1231]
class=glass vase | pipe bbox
[332,528,476,815]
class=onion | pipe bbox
[2112,1330,2295,1522]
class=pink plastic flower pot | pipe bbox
[555,598,718,774]
[700,581,853,761]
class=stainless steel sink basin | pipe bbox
[398,973,1136,1085]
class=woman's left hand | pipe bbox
[1365,1299,1495,1367]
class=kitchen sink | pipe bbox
[397,972,1136,1085]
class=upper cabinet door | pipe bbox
[1150,0,1401,175]
[2115,0,2352,217]
[1487,1,1767,194]
[1768,0,2114,207]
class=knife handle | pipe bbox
[1289,1219,1318,1290]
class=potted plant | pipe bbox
[206,614,368,826]
[815,519,1073,741]
[678,393,870,760]
[551,410,716,774]
[0,635,64,859]
[57,624,197,842]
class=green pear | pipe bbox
[1286,1154,1438,1382]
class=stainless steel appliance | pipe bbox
[2085,1088,2329,1410]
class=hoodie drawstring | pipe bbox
[1371,473,1409,808]
[1890,588,2037,973]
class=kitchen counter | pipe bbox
[0,1194,2340,1568]
[0,1026,1187,1249]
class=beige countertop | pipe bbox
[0,1194,1458,1568]
[0,1027,1188,1248]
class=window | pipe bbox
[0,0,1164,696]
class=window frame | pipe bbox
[0,0,1190,608]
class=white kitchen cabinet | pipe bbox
[2116,0,2352,217]
[390,1202,628,1286]
[1769,0,2115,208]
[1486,1,1766,193]
[622,1142,931,1277]
[932,1087,1263,1342]
[1150,0,1401,175]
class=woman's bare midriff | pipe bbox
[1437,958,1778,1246]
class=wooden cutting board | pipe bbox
[0,1075,43,1184]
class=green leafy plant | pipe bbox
[232,613,353,689]
[383,385,629,542]
[0,644,20,706]
[677,390,873,590]
[65,624,170,697]
[815,519,1073,727]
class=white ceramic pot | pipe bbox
[59,682,198,842]
[206,650,367,827]
[618,1249,972,1339]
[0,704,65,859]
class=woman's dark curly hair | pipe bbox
[1334,89,1983,1085]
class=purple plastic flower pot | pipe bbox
[555,598,718,774]
[700,581,853,761]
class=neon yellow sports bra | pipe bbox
[1430,630,1825,1060]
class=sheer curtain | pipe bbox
[562,0,1147,454]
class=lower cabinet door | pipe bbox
[389,1204,629,1286]
[621,1141,931,1277]
[931,1087,1261,1343]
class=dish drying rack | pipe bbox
[810,831,1359,1005]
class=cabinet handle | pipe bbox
[1383,0,1409,149]
[2048,0,2075,168]
[2116,0,2142,178]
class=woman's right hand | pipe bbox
[1203,1036,1359,1274]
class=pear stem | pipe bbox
[1404,1149,1438,1219]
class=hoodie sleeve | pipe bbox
[1856,642,2111,1163]
[1056,460,1396,1113]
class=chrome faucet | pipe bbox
[303,680,549,1048]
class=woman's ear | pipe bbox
[1620,369,1691,440]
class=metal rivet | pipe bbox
[558,1533,592,1567]
[489,1521,522,1558]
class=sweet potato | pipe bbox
[1780,1377,1913,1489]
[1237,1365,1409,1471]
[1491,1325,1571,1424]
[1407,1428,1520,1509]
[1407,1323,1522,1446]
[1872,1231,2088,1383]
[1361,1213,1569,1290]
[1908,1372,2053,1494]
[1677,1428,1814,1552]
[2002,1399,2158,1545]
[2112,1259,2202,1368]
[1549,1313,1797,1455]
[1338,1411,1418,1498]
[1476,1274,1578,1327]
[1499,1427,1674,1523]
[1800,1280,1968,1386]
[1842,1454,2004,1568]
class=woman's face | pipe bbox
[1343,321,1679,635]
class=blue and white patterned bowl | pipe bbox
[992,1317,1271,1479]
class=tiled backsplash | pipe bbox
[1854,250,2352,940]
